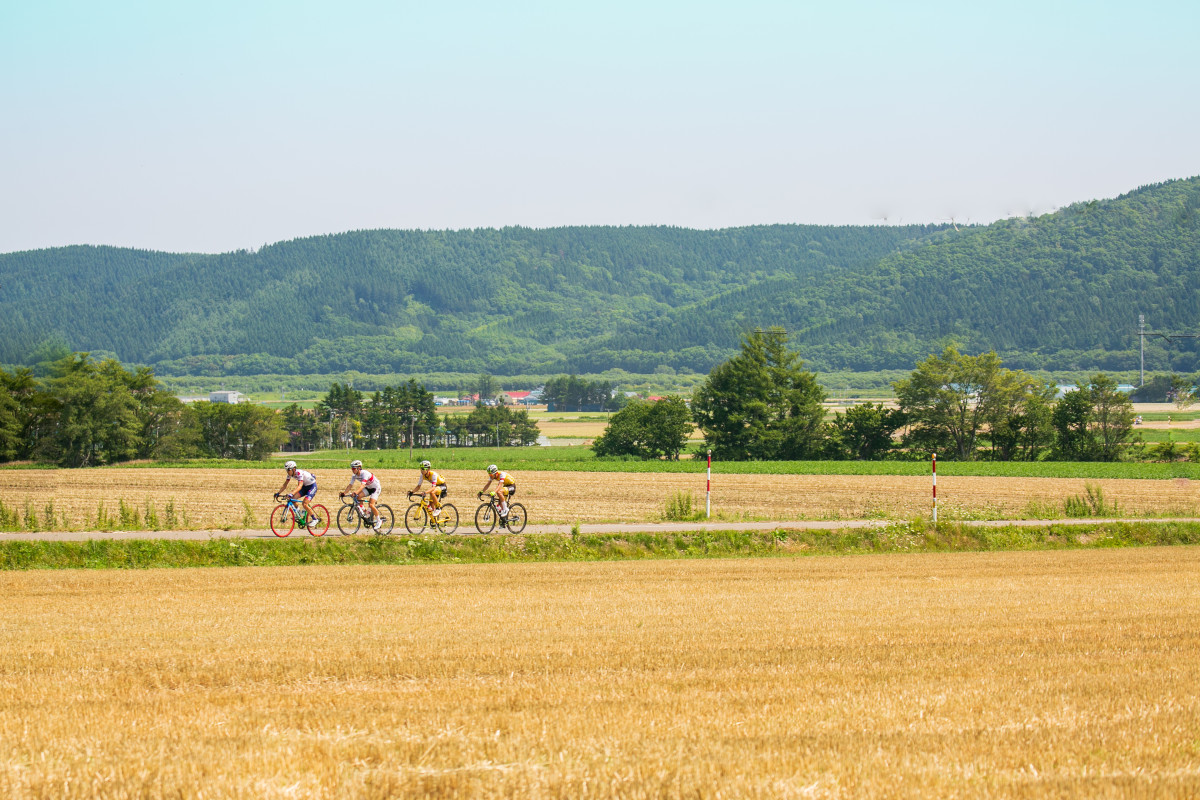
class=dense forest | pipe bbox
[2,177,1198,377]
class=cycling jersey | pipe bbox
[293,469,317,487]
[492,470,516,487]
[421,469,446,486]
[351,469,381,491]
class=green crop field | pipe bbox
[11,444,1196,480]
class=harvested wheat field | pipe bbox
[2,468,1199,530]
[2,548,1199,798]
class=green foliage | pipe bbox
[824,403,906,460]
[441,404,540,448]
[5,521,1200,570]
[1051,374,1139,461]
[693,329,826,460]
[895,347,1053,461]
[593,397,692,460]
[663,490,706,521]
[542,375,619,411]
[1063,483,1118,517]
[189,401,287,459]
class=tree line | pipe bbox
[279,380,540,452]
[0,354,285,466]
[594,330,1188,463]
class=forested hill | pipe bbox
[2,176,1199,377]
[596,177,1200,373]
[0,225,938,375]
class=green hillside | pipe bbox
[0,225,935,375]
[3,177,1199,377]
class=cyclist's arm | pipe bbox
[277,478,292,494]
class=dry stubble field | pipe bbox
[2,468,1200,531]
[2,548,1199,798]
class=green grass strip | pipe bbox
[2,522,1199,570]
[8,449,1200,479]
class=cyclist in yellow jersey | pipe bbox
[411,459,447,516]
[480,464,517,523]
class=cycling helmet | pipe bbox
[420,460,431,469]
[487,464,498,475]
[284,460,297,470]
[350,460,362,469]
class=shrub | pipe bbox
[1064,483,1118,517]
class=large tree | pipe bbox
[824,403,906,461]
[894,347,1050,461]
[1050,373,1137,462]
[691,329,825,460]
[593,397,693,460]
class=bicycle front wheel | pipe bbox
[375,504,395,535]
[434,503,459,534]
[307,504,330,536]
[404,503,427,534]
[505,503,527,533]
[270,504,294,537]
[474,503,496,534]
[337,504,361,535]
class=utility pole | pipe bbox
[1140,314,1145,387]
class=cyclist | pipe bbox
[340,459,383,532]
[479,464,517,527]
[410,459,448,518]
[276,460,320,532]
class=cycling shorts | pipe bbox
[297,483,317,500]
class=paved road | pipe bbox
[4,518,1198,542]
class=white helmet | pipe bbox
[284,460,297,470]
[487,464,498,475]
[420,460,431,469]
[350,460,362,469]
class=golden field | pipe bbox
[1,468,1199,531]
[2,548,1199,798]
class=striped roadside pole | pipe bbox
[706,449,712,519]
[932,452,938,525]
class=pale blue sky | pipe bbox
[2,0,1197,253]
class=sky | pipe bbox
[2,0,1198,254]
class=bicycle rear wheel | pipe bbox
[306,503,330,536]
[433,503,459,534]
[337,504,361,535]
[270,504,294,537]
[374,504,395,535]
[404,503,427,534]
[505,503,527,533]
[474,503,496,534]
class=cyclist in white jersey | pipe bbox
[276,460,320,531]
[340,459,383,531]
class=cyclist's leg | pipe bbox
[301,485,318,525]
[367,488,381,528]
[497,486,509,517]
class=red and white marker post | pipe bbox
[706,449,712,519]
[932,452,938,525]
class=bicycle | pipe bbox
[270,493,330,537]
[336,493,394,535]
[475,491,527,534]
[404,490,459,534]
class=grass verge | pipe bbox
[3,522,1199,570]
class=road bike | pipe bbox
[404,490,459,534]
[270,493,330,537]
[475,491,527,534]
[336,493,394,535]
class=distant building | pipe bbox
[209,391,243,404]
[501,390,536,405]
